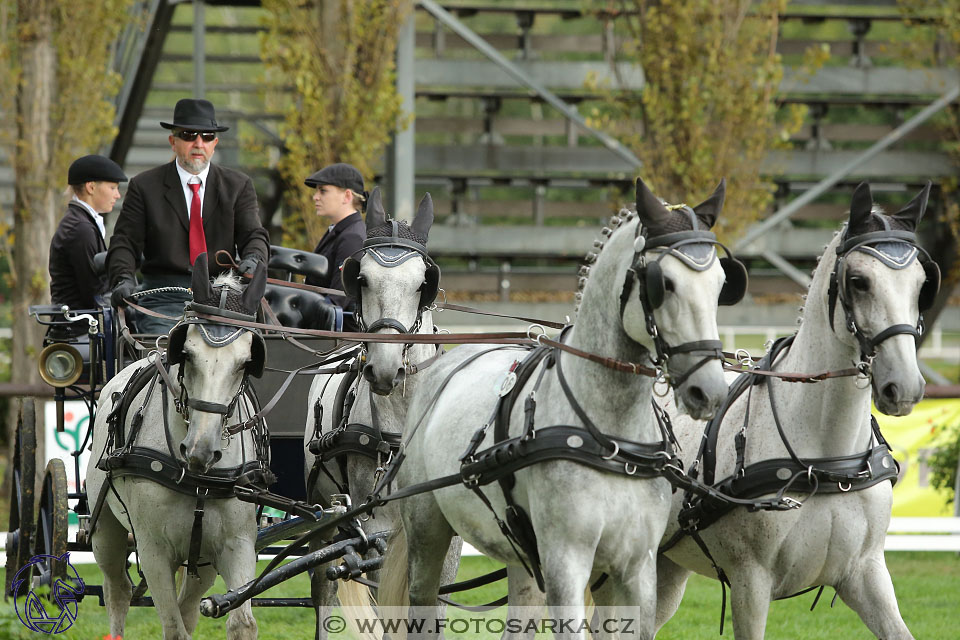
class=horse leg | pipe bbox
[435,535,463,621]
[178,564,217,636]
[137,548,191,639]
[834,554,914,639]
[403,497,456,638]
[727,568,773,640]
[539,543,592,640]
[654,554,691,633]
[216,536,259,640]
[503,566,545,640]
[91,506,134,639]
[309,535,339,640]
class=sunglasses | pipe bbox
[174,130,217,142]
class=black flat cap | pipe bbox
[160,98,229,132]
[304,163,364,193]
[68,155,128,185]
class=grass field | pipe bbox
[0,552,956,639]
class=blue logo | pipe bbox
[11,553,84,634]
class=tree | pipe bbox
[2,0,131,450]
[260,0,411,248]
[584,0,813,242]
[897,0,960,336]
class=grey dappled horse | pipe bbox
[654,183,940,639]
[303,188,461,639]
[86,254,269,640]
[381,178,745,640]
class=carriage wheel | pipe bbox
[30,458,70,597]
[5,399,37,599]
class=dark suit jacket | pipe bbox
[49,202,108,309]
[107,161,270,286]
[306,211,365,309]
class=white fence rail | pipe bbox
[885,517,960,551]
[722,326,959,361]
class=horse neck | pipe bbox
[762,237,873,456]
[558,261,657,441]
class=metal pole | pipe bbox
[735,85,960,252]
[418,0,641,169]
[193,0,205,98]
[389,6,415,222]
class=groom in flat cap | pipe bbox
[107,98,270,333]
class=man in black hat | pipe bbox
[304,163,366,330]
[107,98,270,334]
[50,155,128,311]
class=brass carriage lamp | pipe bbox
[38,343,84,388]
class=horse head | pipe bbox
[341,187,439,395]
[826,182,938,416]
[611,178,744,419]
[167,253,267,473]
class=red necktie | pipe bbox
[188,181,206,265]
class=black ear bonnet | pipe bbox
[166,252,267,377]
[341,219,440,311]
[828,182,940,332]
[624,179,747,314]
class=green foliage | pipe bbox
[260,0,410,248]
[925,420,960,507]
[582,0,821,242]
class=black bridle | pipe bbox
[827,229,940,369]
[619,221,745,389]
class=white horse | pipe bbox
[381,178,744,640]
[654,182,939,639]
[86,254,269,640]
[303,189,461,638]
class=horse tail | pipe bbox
[338,578,381,640]
[377,521,410,640]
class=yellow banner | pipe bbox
[875,398,960,517]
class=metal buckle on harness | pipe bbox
[734,348,754,369]
[780,496,802,509]
[624,462,638,476]
[601,441,620,461]
[838,482,852,492]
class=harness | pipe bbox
[92,286,273,577]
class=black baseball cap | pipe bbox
[304,163,364,193]
[68,155,128,185]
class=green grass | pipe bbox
[0,552,956,638]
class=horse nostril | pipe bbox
[394,368,406,388]
[882,382,900,404]
[686,385,707,408]
[362,364,376,383]
[212,450,222,464]
[180,443,188,458]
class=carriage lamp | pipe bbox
[38,343,84,387]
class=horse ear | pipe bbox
[635,177,672,232]
[240,261,268,314]
[191,253,215,301]
[412,192,434,241]
[848,182,874,234]
[891,181,931,230]
[366,187,386,229]
[692,178,726,230]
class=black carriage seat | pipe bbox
[265,246,341,330]
[268,245,328,282]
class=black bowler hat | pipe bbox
[304,163,364,193]
[68,155,128,185]
[160,98,229,132]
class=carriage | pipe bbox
[4,180,935,640]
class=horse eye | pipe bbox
[849,276,869,293]
[664,277,675,293]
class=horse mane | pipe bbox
[212,271,244,292]
[574,208,636,316]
